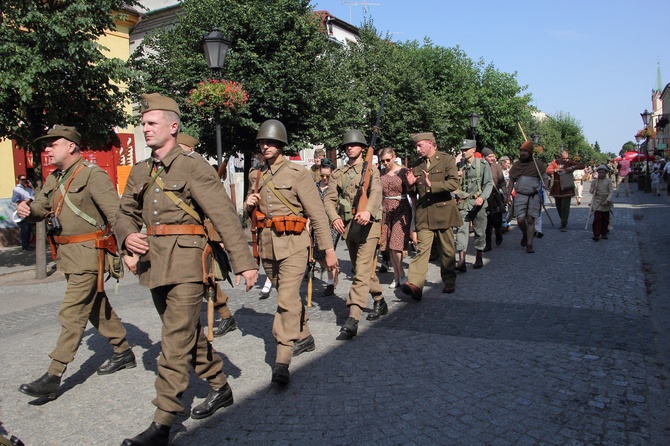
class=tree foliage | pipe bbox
[0,0,140,152]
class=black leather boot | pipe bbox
[97,348,136,375]
[366,298,388,321]
[191,383,234,419]
[213,317,238,337]
[293,335,316,357]
[18,372,61,400]
[121,422,170,446]
[340,317,359,337]
[473,250,483,269]
[271,363,290,385]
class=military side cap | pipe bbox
[411,132,435,144]
[35,125,81,145]
[480,147,494,157]
[519,140,534,151]
[177,133,199,148]
[140,93,181,117]
[460,139,476,150]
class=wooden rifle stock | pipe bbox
[250,169,262,265]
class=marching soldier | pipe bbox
[246,119,338,385]
[324,129,384,337]
[400,132,462,298]
[117,94,258,446]
[177,132,237,337]
[454,139,493,271]
[16,125,135,401]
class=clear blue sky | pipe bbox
[312,0,670,154]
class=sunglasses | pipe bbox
[320,174,331,177]
[381,158,393,163]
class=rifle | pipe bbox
[202,243,217,342]
[250,169,262,265]
[352,90,387,218]
[306,243,315,307]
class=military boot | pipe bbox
[366,298,388,321]
[340,318,359,337]
[473,250,484,269]
[213,317,238,337]
[122,422,170,446]
[19,372,61,400]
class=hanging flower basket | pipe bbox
[187,79,249,117]
[636,128,657,139]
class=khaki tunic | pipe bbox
[115,145,256,424]
[406,151,462,289]
[324,161,383,315]
[248,158,334,364]
[26,156,129,375]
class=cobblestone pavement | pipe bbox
[0,183,669,446]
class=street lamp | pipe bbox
[532,134,540,145]
[468,111,480,140]
[640,109,652,192]
[202,27,232,168]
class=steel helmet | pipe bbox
[256,119,288,145]
[340,129,367,148]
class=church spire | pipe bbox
[656,58,662,93]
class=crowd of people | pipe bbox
[11,91,670,446]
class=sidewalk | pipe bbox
[0,184,668,445]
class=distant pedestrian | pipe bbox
[481,147,505,251]
[616,158,631,197]
[506,140,548,254]
[309,148,326,182]
[589,164,614,241]
[11,174,35,250]
[651,167,662,196]
[546,150,585,231]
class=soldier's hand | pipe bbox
[332,218,345,234]
[236,269,258,292]
[354,210,371,226]
[16,199,32,218]
[125,232,150,255]
[422,169,431,188]
[246,193,260,208]
[124,253,140,275]
[474,196,484,207]
[410,230,418,246]
[324,248,338,271]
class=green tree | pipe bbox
[0,0,140,154]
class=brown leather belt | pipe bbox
[256,216,307,234]
[53,231,99,244]
[146,224,206,236]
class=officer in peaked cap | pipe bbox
[117,93,258,445]
[17,124,136,401]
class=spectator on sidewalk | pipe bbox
[590,164,614,241]
[12,175,35,250]
[616,158,631,197]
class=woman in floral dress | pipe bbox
[379,148,412,288]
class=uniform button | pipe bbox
[152,211,158,216]
[154,188,160,193]
[152,199,157,204]
[268,204,272,208]
[173,184,177,187]
[193,241,197,245]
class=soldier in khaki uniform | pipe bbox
[177,133,237,337]
[454,139,493,271]
[400,132,462,298]
[246,119,338,385]
[117,94,258,446]
[324,129,384,337]
[16,125,135,401]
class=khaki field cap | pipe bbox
[460,139,476,150]
[140,93,181,117]
[177,133,199,148]
[35,125,82,146]
[411,132,435,144]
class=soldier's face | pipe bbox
[258,139,282,161]
[416,140,436,158]
[344,143,364,160]
[43,138,75,169]
[142,110,177,149]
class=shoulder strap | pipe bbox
[154,175,203,224]
[266,180,301,215]
[59,183,98,227]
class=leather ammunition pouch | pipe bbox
[257,215,308,235]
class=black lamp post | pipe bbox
[532,134,540,146]
[640,109,652,192]
[202,28,232,168]
[468,111,480,140]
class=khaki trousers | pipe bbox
[263,248,310,365]
[214,284,232,319]
[48,272,129,375]
[407,228,456,289]
[151,282,226,426]
[345,236,382,318]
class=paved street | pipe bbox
[1,183,669,446]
